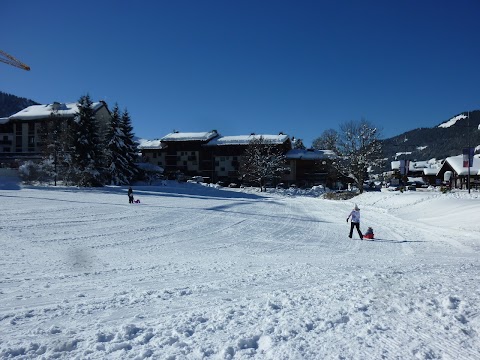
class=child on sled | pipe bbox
[364,227,374,240]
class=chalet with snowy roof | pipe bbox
[150,130,220,178]
[390,159,442,186]
[0,101,111,165]
[285,149,337,187]
[436,154,480,189]
[204,133,292,182]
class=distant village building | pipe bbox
[390,156,480,189]
[436,154,480,189]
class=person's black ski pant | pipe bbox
[349,222,363,239]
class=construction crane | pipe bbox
[0,50,30,71]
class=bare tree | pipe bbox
[239,136,287,191]
[336,119,383,193]
[312,129,339,152]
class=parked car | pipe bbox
[276,183,287,189]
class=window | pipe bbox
[16,135,22,148]
[4,147,10,152]
[191,151,195,155]
[153,153,157,158]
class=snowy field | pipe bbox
[1,182,479,359]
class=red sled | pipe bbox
[364,233,374,240]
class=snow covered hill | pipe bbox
[0,183,479,359]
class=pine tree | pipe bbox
[104,104,130,185]
[293,138,306,150]
[71,94,105,186]
[120,108,139,183]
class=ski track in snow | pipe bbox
[0,184,479,359]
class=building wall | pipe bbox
[142,149,166,168]
[214,155,240,178]
[0,103,112,165]
[12,121,42,154]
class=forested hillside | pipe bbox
[0,91,38,117]
[381,110,480,163]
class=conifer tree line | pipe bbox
[21,94,139,186]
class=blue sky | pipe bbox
[2,0,479,147]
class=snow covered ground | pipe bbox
[0,182,479,359]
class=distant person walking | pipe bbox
[347,204,363,240]
[128,186,134,204]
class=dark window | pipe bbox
[16,136,22,149]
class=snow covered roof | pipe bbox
[444,154,480,176]
[0,117,9,124]
[438,114,467,128]
[205,134,289,146]
[423,168,439,176]
[8,102,105,121]
[285,148,336,160]
[391,159,440,174]
[411,161,429,169]
[161,131,219,142]
[136,139,165,150]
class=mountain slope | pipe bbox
[0,91,38,118]
[381,110,480,163]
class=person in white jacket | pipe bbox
[347,204,363,240]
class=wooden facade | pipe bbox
[139,134,341,187]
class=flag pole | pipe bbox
[468,112,471,194]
